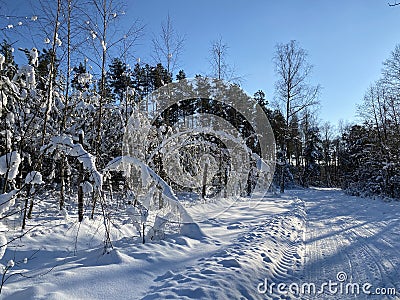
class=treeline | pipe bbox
[2,39,400,202]
[340,45,400,199]
[1,0,400,210]
[266,42,400,200]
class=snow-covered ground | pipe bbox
[1,188,399,299]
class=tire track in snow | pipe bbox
[339,217,400,296]
[297,189,400,300]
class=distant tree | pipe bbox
[340,125,370,192]
[151,63,172,90]
[321,121,335,187]
[71,62,91,91]
[287,114,301,167]
[210,37,229,80]
[381,45,400,132]
[176,69,186,81]
[38,49,60,92]
[254,90,268,112]
[152,14,184,76]
[273,40,320,192]
[107,57,132,103]
[269,109,286,149]
[301,111,322,187]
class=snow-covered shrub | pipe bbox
[104,156,204,241]
[0,151,21,181]
[24,171,44,185]
[42,135,103,192]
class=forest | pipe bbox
[0,1,400,240]
[0,1,400,298]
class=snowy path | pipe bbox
[143,195,306,299]
[292,188,400,300]
[2,189,400,299]
[145,189,400,299]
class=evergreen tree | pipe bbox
[254,90,269,114]
[71,62,91,92]
[302,125,322,187]
[107,58,132,103]
[28,48,59,92]
[132,62,152,102]
[176,69,186,81]
[151,63,172,89]
[0,40,17,79]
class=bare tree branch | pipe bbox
[152,14,184,76]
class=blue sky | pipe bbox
[2,0,400,126]
[127,0,400,126]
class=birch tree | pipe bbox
[273,40,320,193]
[152,14,184,77]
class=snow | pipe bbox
[0,91,7,117]
[0,189,18,214]
[29,48,38,67]
[0,53,5,70]
[15,65,36,88]
[25,171,44,185]
[0,189,20,261]
[80,181,93,194]
[0,234,7,260]
[0,151,22,180]
[0,188,399,299]
[104,156,204,239]
[101,40,107,51]
[6,259,14,268]
[78,73,92,86]
[42,135,102,191]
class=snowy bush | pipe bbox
[0,151,21,181]
[24,171,44,185]
[104,156,204,241]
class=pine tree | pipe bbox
[72,62,91,92]
[0,40,17,79]
[302,124,322,187]
[151,63,172,90]
[107,58,132,103]
[254,90,269,114]
[176,69,186,81]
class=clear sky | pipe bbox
[2,0,400,126]
[127,0,400,126]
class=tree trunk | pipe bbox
[27,200,34,219]
[60,156,65,210]
[202,163,208,199]
[22,185,31,230]
[91,191,97,219]
[78,184,84,222]
[77,132,84,222]
[41,0,62,147]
